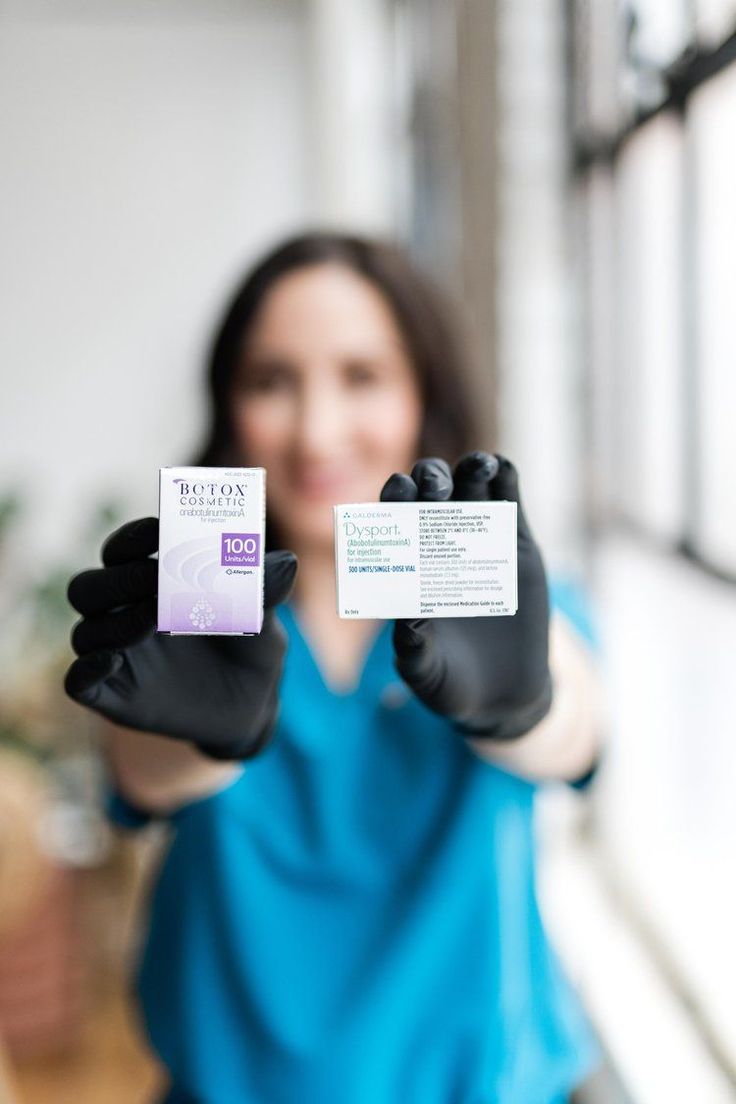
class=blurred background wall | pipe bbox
[1,1,735,1102]
[0,0,310,566]
[0,0,584,577]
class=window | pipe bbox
[696,0,736,45]
[611,115,685,540]
[570,2,736,1086]
[688,65,736,574]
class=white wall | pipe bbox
[0,0,309,572]
[307,0,394,230]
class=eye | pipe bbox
[236,361,295,394]
[343,359,380,386]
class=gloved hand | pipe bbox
[64,517,297,760]
[380,451,552,741]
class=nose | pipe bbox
[292,374,345,459]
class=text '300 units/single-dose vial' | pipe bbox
[334,500,518,620]
[158,466,265,635]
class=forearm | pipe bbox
[103,722,243,815]
[464,614,604,783]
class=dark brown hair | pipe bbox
[192,231,484,545]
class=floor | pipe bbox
[10,985,165,1104]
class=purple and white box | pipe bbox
[157,466,265,635]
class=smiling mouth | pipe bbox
[291,466,357,491]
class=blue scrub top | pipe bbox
[109,580,602,1104]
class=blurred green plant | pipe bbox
[25,501,124,647]
[0,492,125,761]
[0,492,21,542]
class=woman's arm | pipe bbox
[104,723,243,816]
[464,612,605,783]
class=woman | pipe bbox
[65,233,603,1103]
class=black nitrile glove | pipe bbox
[380,451,552,742]
[64,517,297,761]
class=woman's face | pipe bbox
[231,263,424,552]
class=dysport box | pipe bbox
[333,500,517,620]
[157,466,265,635]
